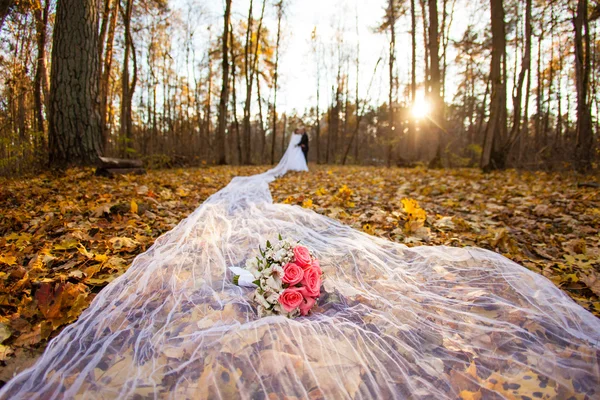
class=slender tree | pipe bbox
[120,0,136,157]
[428,0,444,168]
[271,0,283,164]
[311,26,321,164]
[33,0,50,140]
[216,0,232,165]
[481,0,507,171]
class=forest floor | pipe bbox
[1,165,599,384]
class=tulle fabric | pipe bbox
[1,143,599,399]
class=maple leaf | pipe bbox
[0,254,17,266]
[35,282,91,330]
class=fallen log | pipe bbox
[97,157,143,169]
[95,167,146,178]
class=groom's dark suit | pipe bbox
[299,133,309,162]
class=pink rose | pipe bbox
[299,296,317,316]
[293,246,312,269]
[282,263,304,286]
[300,267,321,298]
[312,259,323,276]
[278,288,304,312]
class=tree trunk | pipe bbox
[49,0,103,167]
[408,0,417,159]
[216,0,232,165]
[573,0,593,171]
[241,0,254,164]
[33,0,50,144]
[386,0,396,167]
[271,1,283,165]
[480,0,507,171]
[428,0,444,169]
[230,23,242,164]
[311,27,321,164]
[99,0,119,150]
[257,76,266,163]
[507,0,531,150]
[120,0,135,157]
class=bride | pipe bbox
[1,137,599,399]
[274,126,309,174]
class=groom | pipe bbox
[297,126,309,162]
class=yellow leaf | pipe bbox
[283,196,295,204]
[130,199,138,214]
[459,390,482,400]
[0,255,17,266]
[315,187,327,196]
[363,224,376,235]
[53,238,79,251]
[302,198,313,208]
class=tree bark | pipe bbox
[216,0,232,165]
[49,0,103,167]
[573,0,593,171]
[480,0,507,171]
[428,0,444,168]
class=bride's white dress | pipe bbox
[1,135,599,399]
[271,133,308,175]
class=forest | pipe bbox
[1,1,600,396]
[0,0,598,175]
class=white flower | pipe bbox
[278,249,288,261]
[266,292,280,304]
[271,264,285,280]
[272,303,284,314]
[253,291,271,309]
[265,276,282,292]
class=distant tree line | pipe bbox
[0,0,598,175]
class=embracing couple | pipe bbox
[278,125,309,173]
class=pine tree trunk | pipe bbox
[49,0,103,167]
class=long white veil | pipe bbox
[1,156,599,399]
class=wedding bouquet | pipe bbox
[231,236,322,318]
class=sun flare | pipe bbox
[411,91,430,119]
